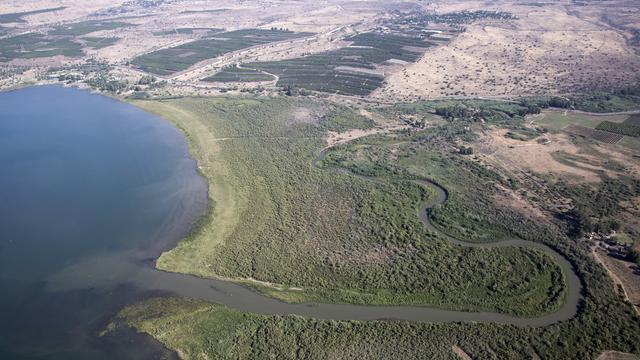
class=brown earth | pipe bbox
[374,1,640,102]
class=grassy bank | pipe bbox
[132,96,565,316]
[120,296,640,360]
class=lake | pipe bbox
[0,86,207,359]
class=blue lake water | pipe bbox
[0,86,207,359]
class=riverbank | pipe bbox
[127,96,570,317]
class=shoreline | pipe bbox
[124,96,583,325]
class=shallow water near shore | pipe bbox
[0,85,582,359]
[0,85,207,359]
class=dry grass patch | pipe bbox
[597,350,640,360]
[478,128,603,183]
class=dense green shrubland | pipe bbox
[121,96,640,360]
[140,96,565,316]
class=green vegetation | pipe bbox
[121,293,640,360]
[320,108,375,132]
[201,10,518,95]
[522,87,640,113]
[81,37,119,49]
[133,96,565,316]
[618,136,640,152]
[121,96,640,360]
[49,20,135,36]
[321,130,540,244]
[132,29,311,75]
[238,31,433,96]
[0,18,136,61]
[625,114,640,126]
[203,65,275,82]
[180,9,229,14]
[392,10,516,27]
[152,28,222,36]
[0,7,66,23]
[596,121,640,137]
[84,69,128,93]
[628,248,640,266]
[533,112,628,131]
[556,177,640,238]
[0,33,83,61]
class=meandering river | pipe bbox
[0,86,582,359]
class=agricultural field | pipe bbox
[0,6,65,23]
[0,33,83,62]
[626,115,640,127]
[202,65,275,82]
[211,10,462,96]
[0,17,139,62]
[133,96,566,316]
[80,37,119,50]
[533,110,640,147]
[152,28,221,36]
[564,125,624,144]
[132,29,312,76]
[596,121,640,137]
[49,19,136,36]
[233,31,439,96]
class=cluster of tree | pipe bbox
[558,177,639,238]
[434,103,538,123]
[519,97,573,111]
[628,248,640,266]
[435,104,476,120]
[520,87,640,113]
[392,10,516,26]
[57,73,83,82]
[85,73,127,93]
[137,75,156,85]
[282,84,308,96]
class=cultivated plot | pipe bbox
[132,29,312,76]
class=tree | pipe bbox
[627,248,640,266]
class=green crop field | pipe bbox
[132,29,311,76]
[232,31,435,96]
[203,65,275,82]
[0,33,83,62]
[180,9,229,14]
[132,96,565,316]
[533,111,628,131]
[596,121,640,137]
[49,20,135,36]
[152,27,222,36]
[0,6,66,23]
[81,37,119,49]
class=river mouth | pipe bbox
[0,85,207,359]
[0,86,582,359]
